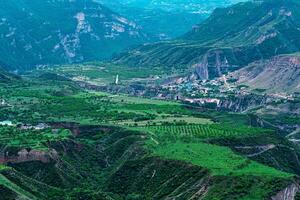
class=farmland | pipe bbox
[36,62,181,85]
[0,74,298,199]
[139,124,273,140]
[150,141,291,177]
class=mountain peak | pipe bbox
[115,0,300,80]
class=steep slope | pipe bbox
[229,54,300,93]
[0,0,148,70]
[98,0,246,39]
[115,0,300,80]
[0,123,298,200]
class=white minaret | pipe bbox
[115,74,119,85]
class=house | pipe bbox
[20,123,49,130]
[34,123,50,130]
[0,120,13,126]
[184,98,220,106]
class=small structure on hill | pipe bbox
[115,74,119,85]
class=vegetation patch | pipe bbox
[0,126,72,150]
[148,141,291,178]
[139,123,273,140]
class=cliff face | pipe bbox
[217,94,270,112]
[192,50,237,80]
[114,0,300,80]
[231,54,300,93]
[272,183,299,200]
[0,148,58,164]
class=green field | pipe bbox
[139,124,273,139]
[0,165,9,171]
[0,126,72,150]
[150,141,291,177]
[0,79,212,127]
[39,62,172,85]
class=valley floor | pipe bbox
[0,73,299,200]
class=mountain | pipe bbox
[98,0,246,40]
[99,0,244,12]
[0,0,148,70]
[114,0,300,80]
[229,54,300,93]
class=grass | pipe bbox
[0,165,9,171]
[0,75,296,200]
[41,62,168,85]
[93,91,179,106]
[0,127,72,150]
[0,80,210,127]
[149,141,291,178]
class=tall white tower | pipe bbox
[115,74,119,85]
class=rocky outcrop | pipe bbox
[230,55,300,93]
[0,149,58,164]
[217,94,270,112]
[115,0,300,81]
[271,183,299,200]
[192,50,232,80]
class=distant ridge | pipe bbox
[114,0,300,80]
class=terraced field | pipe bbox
[140,124,273,139]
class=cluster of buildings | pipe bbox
[19,123,50,130]
[0,120,50,131]
[183,98,221,106]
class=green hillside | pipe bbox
[115,0,300,79]
[0,75,299,199]
[99,0,246,39]
[1,0,300,199]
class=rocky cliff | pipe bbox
[230,54,300,93]
[114,0,300,80]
